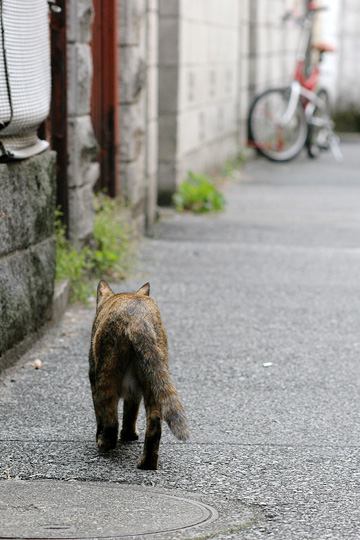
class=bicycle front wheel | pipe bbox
[248,87,308,162]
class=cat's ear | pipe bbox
[97,280,113,306]
[136,282,150,296]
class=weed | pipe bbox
[55,210,92,303]
[92,194,133,279]
[55,196,134,303]
[173,171,225,213]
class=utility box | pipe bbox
[0,0,50,159]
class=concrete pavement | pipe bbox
[1,141,360,539]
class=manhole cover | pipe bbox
[0,480,217,538]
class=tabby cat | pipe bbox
[89,280,189,470]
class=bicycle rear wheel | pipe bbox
[248,87,308,162]
[306,88,331,159]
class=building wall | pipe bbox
[297,0,360,113]
[315,0,341,105]
[249,0,302,95]
[145,0,159,230]
[157,0,180,201]
[158,0,242,201]
[118,0,159,231]
[158,0,303,199]
[237,0,251,146]
[67,0,99,246]
[336,0,360,111]
[176,0,241,186]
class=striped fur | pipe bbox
[89,280,188,470]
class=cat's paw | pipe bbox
[120,429,139,442]
[137,456,158,470]
[97,436,117,451]
[96,425,118,451]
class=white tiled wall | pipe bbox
[250,0,302,93]
[157,0,306,197]
[158,0,241,196]
[336,0,360,109]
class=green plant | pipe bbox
[173,171,225,213]
[92,194,132,279]
[55,210,92,303]
[55,196,133,303]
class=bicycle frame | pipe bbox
[279,81,325,127]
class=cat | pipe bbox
[89,280,189,470]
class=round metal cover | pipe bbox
[0,480,217,539]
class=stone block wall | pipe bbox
[145,0,159,230]
[67,0,99,246]
[0,152,56,357]
[118,0,159,231]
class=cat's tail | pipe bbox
[129,324,189,441]
[161,386,189,441]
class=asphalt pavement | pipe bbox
[1,141,360,539]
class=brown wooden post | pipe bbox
[91,0,119,197]
[50,0,68,229]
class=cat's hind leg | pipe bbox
[91,351,120,451]
[137,398,162,470]
[121,394,141,441]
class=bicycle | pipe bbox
[248,2,342,163]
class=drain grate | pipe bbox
[0,480,217,538]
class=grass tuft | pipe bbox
[173,171,225,214]
[55,195,134,303]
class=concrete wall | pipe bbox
[237,0,251,146]
[67,0,99,246]
[249,0,302,95]
[0,152,56,357]
[336,0,360,111]
[118,0,159,231]
[300,0,359,112]
[158,0,302,199]
[158,0,242,201]
[315,0,341,105]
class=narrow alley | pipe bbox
[1,141,360,539]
